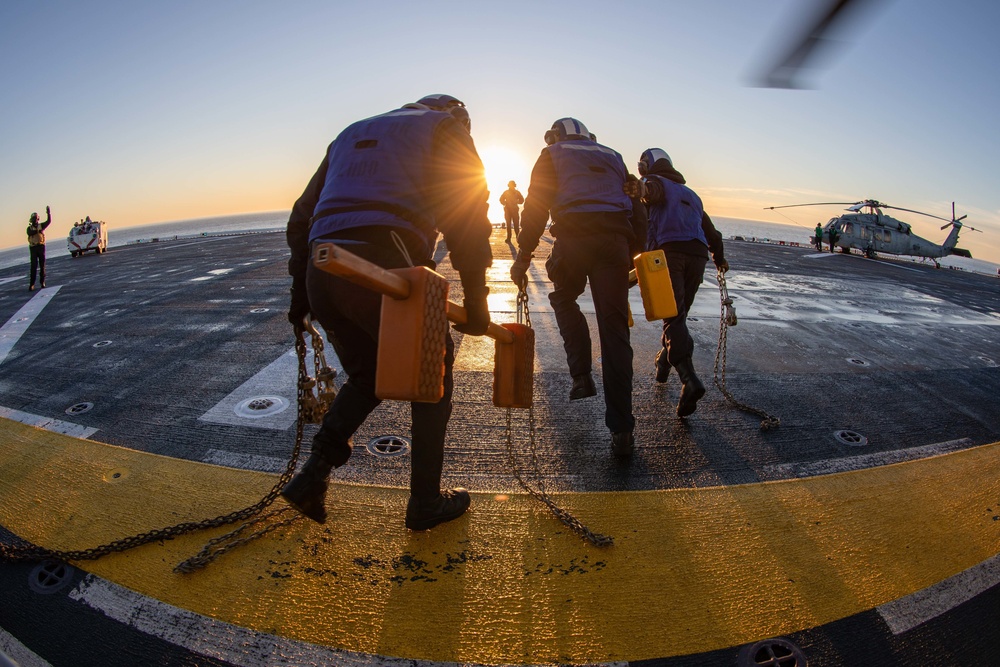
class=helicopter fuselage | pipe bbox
[821,213,957,259]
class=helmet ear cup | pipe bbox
[637,160,648,177]
[544,129,557,145]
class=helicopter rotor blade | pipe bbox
[751,0,888,89]
[879,204,954,224]
[764,202,856,211]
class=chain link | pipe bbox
[505,284,613,547]
[712,270,781,430]
[0,323,335,570]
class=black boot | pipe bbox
[674,357,705,418]
[405,488,471,530]
[281,453,335,523]
[569,373,597,400]
[654,349,672,384]
[611,431,634,459]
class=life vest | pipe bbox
[546,140,631,218]
[27,226,44,246]
[644,175,707,248]
[309,107,449,252]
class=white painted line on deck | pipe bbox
[877,552,1000,635]
[0,627,52,667]
[760,438,972,480]
[68,574,518,667]
[0,285,61,366]
[202,448,290,473]
[0,276,21,286]
[199,347,342,431]
[0,406,98,439]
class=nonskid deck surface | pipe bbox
[1,230,999,666]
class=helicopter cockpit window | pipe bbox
[842,222,853,235]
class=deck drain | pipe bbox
[846,357,870,366]
[235,396,289,418]
[250,308,269,313]
[834,429,868,446]
[979,356,996,367]
[367,435,411,458]
[93,340,113,348]
[28,560,76,595]
[739,637,807,666]
[65,402,94,415]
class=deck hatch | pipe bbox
[366,435,411,458]
[739,637,807,666]
[28,561,75,595]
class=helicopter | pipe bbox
[764,199,982,266]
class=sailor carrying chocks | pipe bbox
[282,94,493,531]
[636,148,728,418]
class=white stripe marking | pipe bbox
[69,575,605,667]
[0,286,61,366]
[760,438,972,480]
[199,347,342,431]
[0,626,52,667]
[878,552,1000,635]
[0,406,98,439]
[202,448,289,473]
[0,276,21,286]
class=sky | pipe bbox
[3,0,1000,264]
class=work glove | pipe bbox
[623,174,644,199]
[509,253,532,289]
[453,286,490,336]
[45,205,51,218]
[715,259,730,273]
[288,277,311,329]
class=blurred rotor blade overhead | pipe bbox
[752,0,889,89]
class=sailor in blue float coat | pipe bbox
[510,118,646,459]
[638,148,728,418]
[283,94,493,531]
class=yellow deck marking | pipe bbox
[2,417,999,663]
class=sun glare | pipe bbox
[478,145,531,221]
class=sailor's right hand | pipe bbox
[509,255,531,289]
[288,284,311,328]
[453,292,491,336]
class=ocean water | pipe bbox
[2,212,997,277]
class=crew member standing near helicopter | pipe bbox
[637,148,727,418]
[26,206,52,291]
[814,222,823,252]
[282,94,493,531]
[829,224,841,253]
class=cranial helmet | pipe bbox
[638,148,672,176]
[508,180,516,188]
[29,212,38,223]
[544,117,594,145]
[414,94,470,130]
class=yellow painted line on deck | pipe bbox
[2,417,999,664]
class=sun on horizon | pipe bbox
[478,145,532,223]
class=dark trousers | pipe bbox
[545,232,634,433]
[504,208,520,239]
[659,247,708,367]
[29,245,46,286]
[306,241,454,501]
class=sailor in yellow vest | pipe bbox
[26,206,52,291]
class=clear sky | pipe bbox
[3,0,1000,263]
